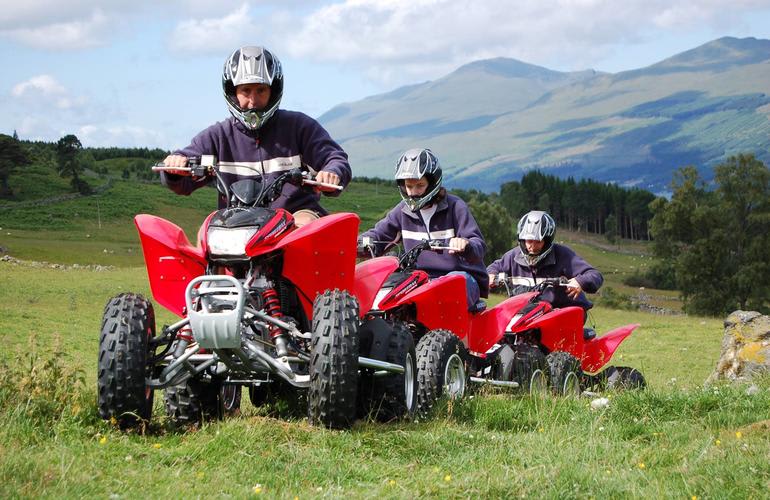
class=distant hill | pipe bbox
[320,37,770,192]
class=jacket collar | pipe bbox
[400,195,449,219]
[514,244,558,269]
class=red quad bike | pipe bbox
[354,240,645,414]
[97,156,416,430]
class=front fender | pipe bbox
[135,214,207,317]
[353,257,399,317]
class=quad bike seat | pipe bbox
[470,300,487,313]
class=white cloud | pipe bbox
[167,3,256,55]
[279,0,770,86]
[1,10,110,50]
[76,124,168,148]
[10,74,85,109]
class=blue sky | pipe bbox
[2,0,770,150]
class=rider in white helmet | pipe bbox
[487,210,603,312]
[161,46,351,227]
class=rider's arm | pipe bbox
[360,205,404,256]
[451,198,486,264]
[297,114,351,197]
[486,249,515,288]
[561,246,604,293]
[160,127,217,195]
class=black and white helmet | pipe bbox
[517,210,556,266]
[395,148,443,211]
[222,46,283,130]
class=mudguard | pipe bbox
[464,294,535,355]
[581,324,639,373]
[273,213,359,318]
[397,274,471,340]
[353,256,399,318]
[135,214,207,317]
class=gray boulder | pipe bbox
[706,311,770,384]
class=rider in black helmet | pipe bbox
[360,148,488,309]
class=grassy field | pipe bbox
[2,259,769,498]
[2,166,768,497]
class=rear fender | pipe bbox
[398,274,471,340]
[581,324,639,373]
[530,306,585,355]
[274,213,360,318]
[353,256,399,317]
[135,214,207,317]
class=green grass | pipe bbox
[3,261,768,498]
[2,154,766,497]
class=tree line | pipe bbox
[0,134,168,198]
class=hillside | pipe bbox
[320,37,770,192]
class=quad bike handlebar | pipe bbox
[492,273,568,297]
[152,155,342,208]
[357,236,448,267]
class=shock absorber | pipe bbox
[262,288,288,357]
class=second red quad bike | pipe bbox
[97,156,416,430]
[355,240,645,414]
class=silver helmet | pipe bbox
[222,46,283,130]
[517,210,556,266]
[395,148,443,211]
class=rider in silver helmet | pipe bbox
[160,45,351,227]
[487,210,603,312]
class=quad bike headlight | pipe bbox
[207,226,258,257]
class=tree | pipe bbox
[0,134,31,198]
[649,156,770,315]
[56,134,91,194]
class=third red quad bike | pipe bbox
[97,156,416,430]
[355,240,645,414]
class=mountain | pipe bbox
[320,37,770,192]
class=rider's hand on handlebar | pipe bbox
[163,155,191,176]
[313,170,341,192]
[565,277,583,299]
[447,237,469,254]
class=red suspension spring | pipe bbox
[262,288,282,339]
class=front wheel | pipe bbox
[307,289,360,429]
[415,329,468,416]
[547,351,582,396]
[97,293,155,429]
[497,343,548,395]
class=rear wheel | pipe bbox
[605,366,646,390]
[547,351,582,396]
[97,293,155,429]
[415,329,468,416]
[368,322,417,422]
[307,290,360,429]
[220,384,242,416]
[163,378,222,426]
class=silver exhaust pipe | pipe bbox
[469,376,521,388]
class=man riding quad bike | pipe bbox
[97,156,416,430]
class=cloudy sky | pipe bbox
[2,0,770,150]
